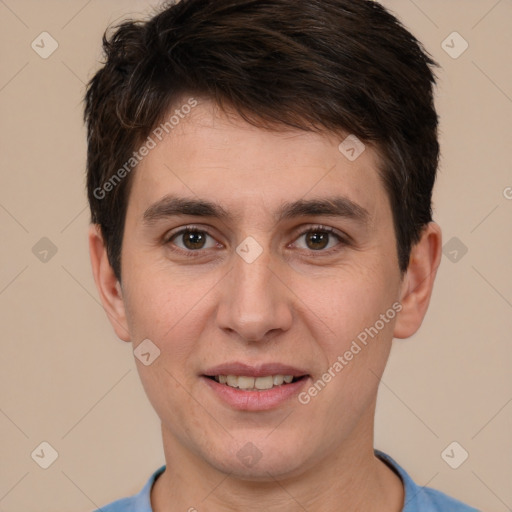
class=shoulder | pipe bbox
[92,465,166,512]
[96,496,140,512]
[417,486,480,512]
[375,450,480,512]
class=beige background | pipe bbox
[0,1,511,511]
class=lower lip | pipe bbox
[201,376,310,411]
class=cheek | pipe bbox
[122,251,215,338]
[123,272,209,422]
[295,263,398,341]
[292,261,400,409]
[304,299,397,436]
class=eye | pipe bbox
[164,224,348,258]
[166,227,218,252]
[292,226,346,252]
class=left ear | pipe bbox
[393,222,442,339]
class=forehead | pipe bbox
[128,99,389,224]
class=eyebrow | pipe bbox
[142,194,370,226]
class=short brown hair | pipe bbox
[85,0,440,281]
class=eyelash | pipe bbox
[164,224,349,259]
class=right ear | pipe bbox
[88,224,131,342]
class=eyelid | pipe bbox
[292,223,348,241]
[164,224,221,247]
[290,224,349,253]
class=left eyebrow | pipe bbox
[142,194,371,226]
[277,197,370,226]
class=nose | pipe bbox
[215,247,293,343]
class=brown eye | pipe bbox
[168,229,217,251]
[293,226,345,253]
[181,230,207,250]
[304,231,330,250]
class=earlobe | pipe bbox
[393,222,442,339]
[88,224,131,342]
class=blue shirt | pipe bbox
[95,450,479,511]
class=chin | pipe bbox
[204,435,313,481]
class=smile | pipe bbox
[207,374,305,391]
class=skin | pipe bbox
[89,98,442,511]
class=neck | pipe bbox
[151,410,403,512]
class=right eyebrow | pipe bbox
[143,195,234,225]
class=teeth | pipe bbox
[273,375,284,385]
[254,376,274,390]
[226,375,238,387]
[212,374,298,390]
[238,376,255,390]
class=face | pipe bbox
[103,98,409,479]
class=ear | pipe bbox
[88,224,131,342]
[393,222,442,339]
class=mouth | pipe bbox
[200,362,311,410]
[203,374,308,391]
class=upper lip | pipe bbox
[202,362,309,378]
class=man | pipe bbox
[85,0,479,510]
